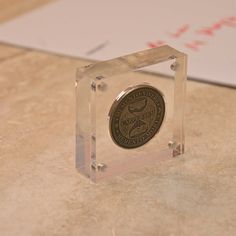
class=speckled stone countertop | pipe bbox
[0,2,235,235]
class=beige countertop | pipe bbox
[0,2,236,236]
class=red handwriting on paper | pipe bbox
[147,40,166,48]
[185,40,206,51]
[168,24,190,38]
[220,16,236,27]
[197,16,236,36]
[197,25,219,36]
[147,16,236,53]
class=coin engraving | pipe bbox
[109,85,165,149]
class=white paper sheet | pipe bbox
[0,0,235,86]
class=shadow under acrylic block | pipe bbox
[76,45,187,182]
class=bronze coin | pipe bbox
[109,84,165,149]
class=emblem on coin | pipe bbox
[109,84,165,149]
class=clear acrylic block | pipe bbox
[76,45,187,182]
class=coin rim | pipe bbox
[108,84,166,149]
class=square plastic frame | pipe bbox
[76,45,187,182]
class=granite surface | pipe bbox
[0,2,236,235]
[0,46,235,236]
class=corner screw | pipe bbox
[91,81,96,91]
[97,163,107,172]
[170,62,179,71]
[97,82,107,91]
[96,76,104,80]
[168,141,177,149]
